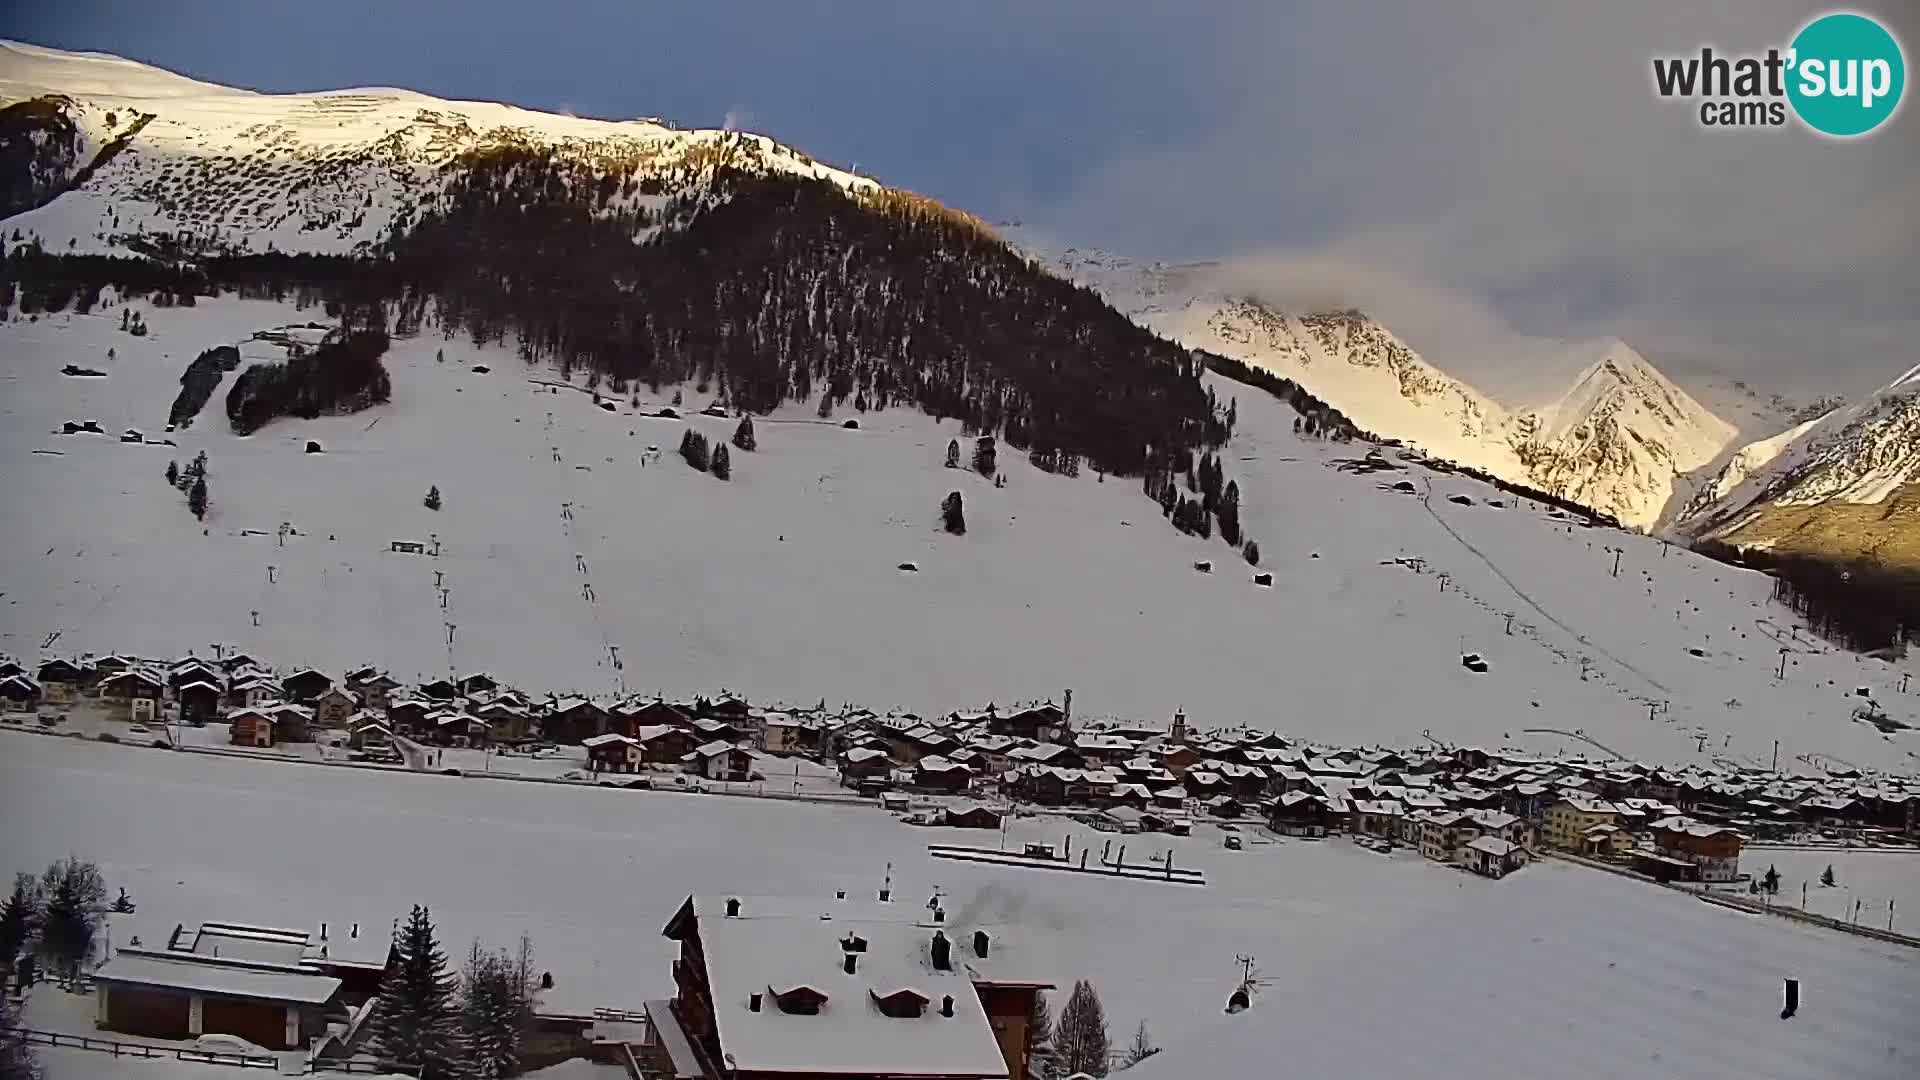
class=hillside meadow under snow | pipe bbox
[0,295,1915,774]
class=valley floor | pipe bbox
[1,733,1916,1080]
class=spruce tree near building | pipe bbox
[0,993,37,1080]
[1122,1021,1159,1068]
[1026,991,1054,1078]
[459,935,539,1079]
[1056,979,1111,1077]
[37,857,105,985]
[0,872,44,975]
[371,905,459,1078]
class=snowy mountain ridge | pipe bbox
[1031,245,1736,530]
[1677,363,1920,566]
[0,39,877,257]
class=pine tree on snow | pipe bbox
[37,857,104,984]
[459,935,537,1079]
[424,485,442,511]
[732,415,756,452]
[371,905,459,1078]
[1821,864,1836,887]
[1056,979,1110,1077]
[0,872,44,974]
[188,475,209,521]
[945,438,961,469]
[164,460,179,487]
[1026,991,1054,1077]
[711,443,731,480]
[1243,540,1261,567]
[942,491,966,535]
[0,992,36,1080]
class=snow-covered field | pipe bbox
[2,296,1916,773]
[1739,848,1920,929]
[2,735,1916,1080]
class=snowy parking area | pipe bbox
[3,733,1917,1080]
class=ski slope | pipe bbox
[2,734,1916,1080]
[0,296,1915,772]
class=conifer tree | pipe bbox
[0,993,35,1080]
[38,857,104,984]
[424,485,442,511]
[973,436,996,477]
[711,442,731,480]
[1026,992,1054,1078]
[1056,979,1110,1077]
[164,460,179,487]
[188,475,208,521]
[1821,864,1836,887]
[371,905,459,1078]
[0,872,44,975]
[732,415,756,452]
[946,438,961,468]
[459,935,538,1079]
[1244,540,1261,567]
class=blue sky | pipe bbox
[3,1,1914,401]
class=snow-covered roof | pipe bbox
[685,898,1011,1078]
[95,952,342,1005]
[582,733,637,748]
[1466,836,1517,857]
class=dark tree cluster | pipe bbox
[1028,447,1081,477]
[226,329,391,435]
[972,436,997,477]
[680,429,711,472]
[1696,539,1920,655]
[1198,349,1370,442]
[942,490,966,535]
[168,344,241,428]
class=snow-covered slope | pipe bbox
[0,39,876,257]
[3,296,1913,773]
[1679,363,1920,565]
[1033,247,1737,530]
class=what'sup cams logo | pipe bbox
[1653,11,1905,136]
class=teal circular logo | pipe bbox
[1787,13,1905,136]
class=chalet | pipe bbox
[761,714,822,756]
[343,665,381,688]
[418,677,462,702]
[657,892,1049,1080]
[93,916,391,1048]
[166,659,222,692]
[1183,770,1229,799]
[0,675,42,710]
[458,672,500,696]
[225,674,278,710]
[1152,787,1188,811]
[636,725,700,766]
[1350,799,1403,840]
[228,708,276,748]
[1204,795,1246,819]
[313,687,360,728]
[218,653,262,673]
[279,669,333,705]
[175,681,222,723]
[913,756,974,794]
[1463,836,1525,879]
[91,654,137,678]
[617,699,695,734]
[584,733,644,773]
[545,698,610,744]
[991,702,1068,742]
[700,695,755,725]
[98,669,165,722]
[0,660,22,680]
[840,746,895,784]
[347,715,394,752]
[385,698,433,735]
[1650,817,1743,883]
[354,674,400,711]
[1006,743,1082,770]
[944,804,1005,830]
[684,742,754,782]
[1070,734,1136,768]
[1106,783,1153,810]
[266,703,315,743]
[36,658,86,700]
[693,717,750,746]
[1158,744,1203,776]
[1267,792,1337,837]
[475,701,535,743]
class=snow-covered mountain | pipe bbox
[1678,364,1920,567]
[0,39,875,257]
[1030,247,1736,531]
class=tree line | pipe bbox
[1695,539,1920,655]
[226,328,392,435]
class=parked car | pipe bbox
[1223,833,1243,850]
[192,1034,268,1056]
[128,723,150,733]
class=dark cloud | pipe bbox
[4,1,1912,399]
